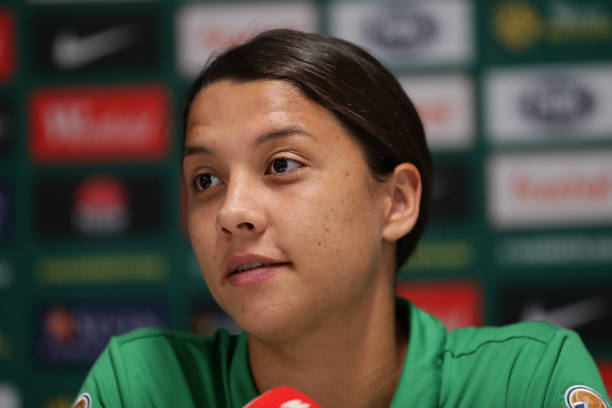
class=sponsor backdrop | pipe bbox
[1,0,611,405]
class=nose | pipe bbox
[216,175,267,237]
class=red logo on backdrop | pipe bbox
[0,10,15,82]
[514,174,611,202]
[72,176,130,236]
[396,280,483,329]
[29,85,169,162]
[416,100,453,125]
[597,361,612,399]
[44,307,77,344]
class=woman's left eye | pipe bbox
[267,158,302,174]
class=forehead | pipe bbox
[183,79,373,169]
[186,79,321,132]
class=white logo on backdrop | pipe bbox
[485,64,612,143]
[176,2,318,78]
[521,296,609,329]
[400,74,474,150]
[487,151,612,228]
[329,0,473,67]
[52,24,138,69]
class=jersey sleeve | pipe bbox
[72,338,125,408]
[531,328,611,408]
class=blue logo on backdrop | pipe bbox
[520,78,594,124]
[36,303,166,367]
[363,7,437,50]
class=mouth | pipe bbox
[227,254,288,275]
[232,262,278,274]
[226,255,290,286]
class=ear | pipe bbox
[382,163,422,242]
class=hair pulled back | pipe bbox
[183,29,433,270]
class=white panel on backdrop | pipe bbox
[329,0,473,67]
[485,64,612,144]
[487,151,612,229]
[29,0,156,2]
[176,2,318,78]
[0,384,20,408]
[400,74,474,150]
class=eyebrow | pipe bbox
[183,125,316,158]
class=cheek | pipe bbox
[286,176,381,260]
[188,208,217,263]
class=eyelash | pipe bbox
[190,157,304,193]
[266,157,303,175]
[191,173,221,192]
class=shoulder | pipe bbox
[444,320,565,357]
[96,326,243,371]
[440,322,610,407]
[109,326,238,350]
[75,328,253,407]
[105,327,244,373]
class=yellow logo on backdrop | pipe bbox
[493,2,544,51]
[45,396,75,408]
[404,241,474,270]
[0,334,12,360]
[548,1,612,42]
[36,254,168,285]
[494,0,612,51]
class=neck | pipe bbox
[248,288,409,407]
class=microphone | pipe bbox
[243,386,321,408]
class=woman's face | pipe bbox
[183,80,395,340]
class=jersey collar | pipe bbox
[390,297,447,408]
[233,297,447,407]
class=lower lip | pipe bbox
[228,264,287,286]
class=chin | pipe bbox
[232,301,307,343]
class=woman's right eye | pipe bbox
[192,173,222,191]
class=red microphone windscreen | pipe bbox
[243,386,321,408]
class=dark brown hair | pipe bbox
[183,29,432,271]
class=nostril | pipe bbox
[216,204,265,235]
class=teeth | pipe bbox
[236,262,267,273]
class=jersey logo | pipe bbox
[565,385,610,408]
[72,393,92,408]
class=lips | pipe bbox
[226,253,289,276]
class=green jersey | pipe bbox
[73,298,611,407]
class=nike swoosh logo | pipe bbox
[52,23,138,69]
[520,296,609,329]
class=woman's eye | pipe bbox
[193,173,221,191]
[268,158,302,174]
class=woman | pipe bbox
[73,29,610,408]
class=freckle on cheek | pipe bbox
[325,227,329,232]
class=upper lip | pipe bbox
[226,253,288,276]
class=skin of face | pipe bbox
[183,79,404,343]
